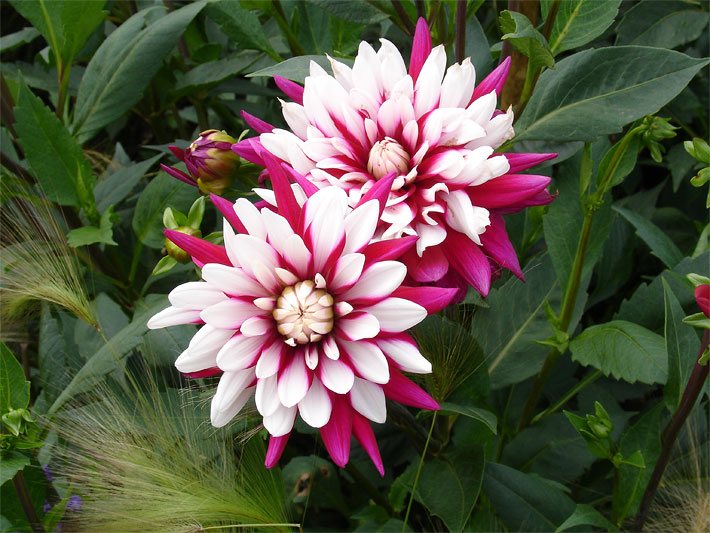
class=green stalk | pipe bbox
[402,412,437,532]
[271,0,305,57]
[531,370,602,424]
[13,471,43,533]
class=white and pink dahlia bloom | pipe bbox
[235,18,556,297]
[147,162,456,474]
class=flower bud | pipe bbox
[165,226,202,263]
[640,116,677,163]
[164,130,240,195]
[367,137,410,179]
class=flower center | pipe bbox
[367,137,410,180]
[272,280,334,345]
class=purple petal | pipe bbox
[409,18,432,83]
[470,56,511,103]
[164,229,231,267]
[274,75,304,105]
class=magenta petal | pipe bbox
[357,172,396,217]
[259,151,302,229]
[504,152,557,173]
[445,231,492,297]
[409,17,432,83]
[241,110,274,134]
[161,164,197,187]
[320,396,353,468]
[274,75,304,105]
[164,229,231,267]
[403,246,449,283]
[352,413,384,477]
[282,163,319,197]
[210,193,248,234]
[363,235,418,264]
[480,214,523,279]
[470,56,511,103]
[232,138,265,166]
[472,174,552,211]
[383,368,439,411]
[265,433,290,469]
[391,286,458,314]
[183,367,222,379]
[168,145,185,160]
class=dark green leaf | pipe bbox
[662,279,700,410]
[0,27,40,53]
[174,54,260,95]
[0,343,29,413]
[500,11,554,71]
[483,462,576,531]
[66,207,117,247]
[132,172,197,249]
[556,504,619,532]
[614,206,684,268]
[516,47,709,141]
[570,320,667,384]
[95,154,163,212]
[0,452,30,486]
[207,1,280,59]
[542,0,621,55]
[248,55,351,83]
[14,81,94,207]
[308,0,388,24]
[439,403,497,435]
[73,2,205,143]
[616,0,709,49]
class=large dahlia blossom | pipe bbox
[235,18,555,297]
[147,159,457,474]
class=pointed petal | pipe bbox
[298,378,332,428]
[169,282,227,309]
[274,75,304,104]
[148,306,202,329]
[241,110,274,134]
[343,200,379,254]
[479,214,523,279]
[362,298,427,332]
[210,194,248,233]
[255,374,281,417]
[265,433,291,468]
[164,229,230,267]
[255,340,283,378]
[445,230,491,296]
[319,396,352,468]
[363,235,418,264]
[216,333,267,371]
[356,172,396,217]
[210,369,255,427]
[350,378,386,423]
[352,413,384,476]
[409,17,432,83]
[340,340,390,384]
[504,152,557,173]
[338,311,380,340]
[201,264,270,298]
[263,404,297,437]
[390,286,458,314]
[376,334,432,374]
[383,368,440,410]
[161,164,197,187]
[277,352,311,408]
[319,356,355,394]
[200,299,260,330]
[472,174,552,211]
[259,150,302,229]
[341,261,406,303]
[470,56,511,103]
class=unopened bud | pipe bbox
[367,137,410,180]
[165,226,202,263]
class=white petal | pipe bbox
[376,337,432,373]
[304,187,347,271]
[229,234,280,291]
[444,190,490,245]
[340,340,389,384]
[240,315,272,336]
[338,312,380,340]
[343,200,379,254]
[440,58,475,109]
[277,352,310,408]
[210,369,255,427]
[255,340,283,378]
[414,45,446,117]
[148,306,201,329]
[341,261,406,301]
[200,299,260,330]
[175,325,234,373]
[319,356,354,394]
[216,333,267,371]
[201,264,269,298]
[350,378,386,423]
[255,374,280,417]
[329,253,365,291]
[282,234,312,278]
[168,282,226,309]
[415,223,448,256]
[262,403,297,437]
[233,198,267,240]
[298,378,332,428]
[363,298,427,332]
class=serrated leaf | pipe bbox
[0,343,29,413]
[500,10,554,71]
[483,462,576,532]
[14,81,94,207]
[72,2,205,143]
[516,47,709,141]
[132,172,197,249]
[570,321,667,384]
[662,280,700,410]
[542,0,621,55]
[614,206,684,269]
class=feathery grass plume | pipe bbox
[414,313,486,401]
[52,367,294,532]
[645,414,709,533]
[0,175,96,327]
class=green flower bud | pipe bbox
[165,226,202,263]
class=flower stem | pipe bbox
[390,0,415,36]
[531,370,602,424]
[455,0,467,64]
[542,0,560,41]
[271,0,305,57]
[402,412,437,532]
[12,470,43,533]
[634,329,710,530]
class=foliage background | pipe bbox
[0,0,708,531]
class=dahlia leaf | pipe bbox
[206,1,281,61]
[66,207,117,248]
[542,0,621,55]
[615,0,709,50]
[249,55,349,83]
[0,27,39,54]
[72,1,205,143]
[0,343,30,414]
[439,402,497,435]
[94,153,163,213]
[14,81,95,208]
[555,504,619,533]
[614,206,684,269]
[662,280,700,410]
[516,47,709,141]
[570,320,668,385]
[0,451,30,486]
[483,462,576,531]
[499,10,554,71]
[132,172,198,249]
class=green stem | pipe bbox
[531,370,602,424]
[517,60,538,112]
[271,0,305,57]
[402,412,437,532]
[128,241,144,286]
[542,0,560,42]
[13,470,43,533]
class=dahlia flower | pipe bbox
[147,158,456,473]
[162,129,240,195]
[234,18,555,297]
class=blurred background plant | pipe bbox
[0,0,708,531]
